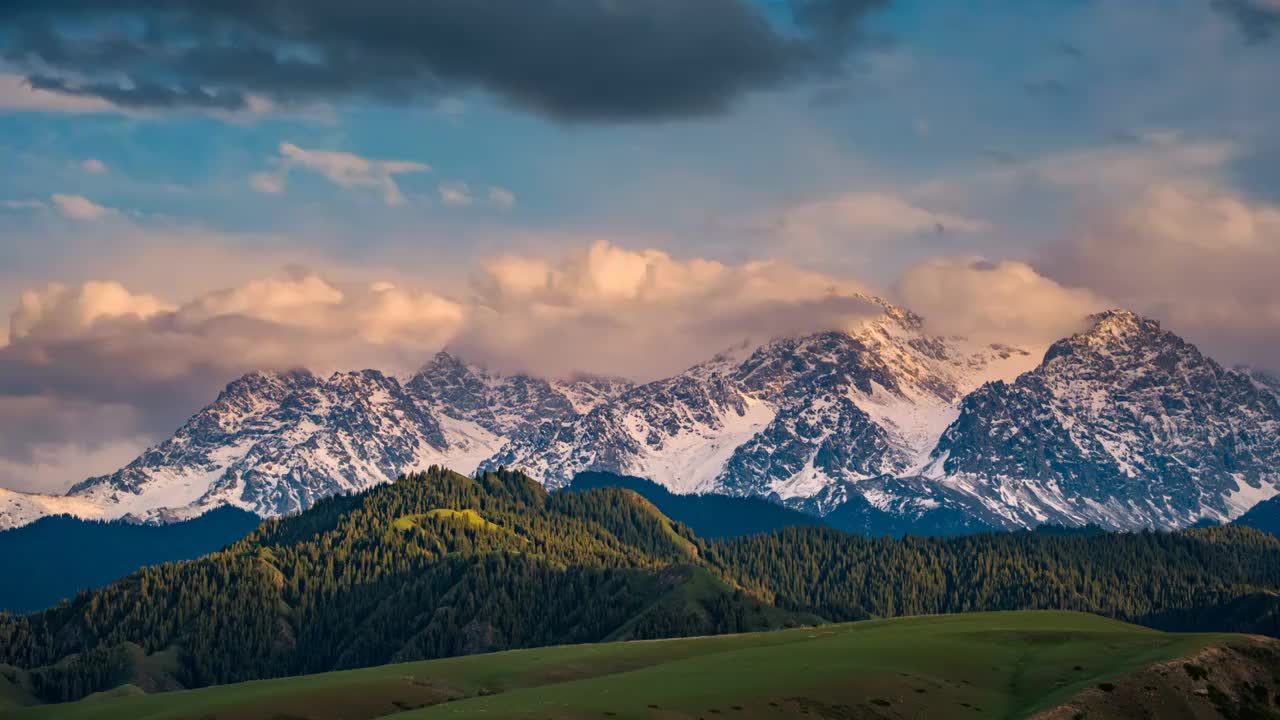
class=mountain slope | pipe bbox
[923,311,1280,529]
[492,301,1038,499]
[66,369,457,523]
[0,488,104,531]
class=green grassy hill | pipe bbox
[9,611,1230,720]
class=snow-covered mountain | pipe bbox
[40,363,632,527]
[0,487,105,530]
[488,300,1038,497]
[3,300,1278,533]
[921,310,1280,529]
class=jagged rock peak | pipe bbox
[216,368,317,400]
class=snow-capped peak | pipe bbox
[4,303,1277,535]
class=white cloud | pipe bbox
[912,133,1240,225]
[249,171,286,194]
[456,240,881,379]
[9,281,172,341]
[439,181,474,207]
[0,74,117,114]
[779,192,988,241]
[0,436,149,495]
[764,192,990,267]
[895,257,1106,347]
[488,186,516,210]
[1032,136,1237,194]
[50,194,114,221]
[81,158,108,175]
[252,143,431,206]
[1052,183,1280,367]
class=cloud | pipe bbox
[438,183,516,209]
[1213,0,1280,41]
[1051,183,1280,368]
[0,395,151,494]
[894,257,1106,348]
[781,192,988,238]
[0,73,117,113]
[251,143,430,206]
[765,192,990,263]
[439,182,474,207]
[911,133,1241,229]
[2,199,46,211]
[81,158,108,175]
[488,186,516,210]
[454,240,882,379]
[9,281,172,342]
[0,0,888,122]
[1031,135,1237,194]
[50,194,114,221]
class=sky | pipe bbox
[0,0,1278,494]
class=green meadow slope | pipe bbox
[9,611,1231,720]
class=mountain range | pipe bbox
[3,296,1278,534]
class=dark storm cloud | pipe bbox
[1213,0,1280,42]
[27,75,248,110]
[0,0,888,121]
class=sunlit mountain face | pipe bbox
[1,0,1277,528]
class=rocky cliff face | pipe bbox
[927,311,1280,528]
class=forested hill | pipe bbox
[711,525,1280,637]
[0,468,807,704]
[4,467,1280,706]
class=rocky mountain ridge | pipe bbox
[3,301,1277,533]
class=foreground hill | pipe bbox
[13,612,1273,720]
[3,467,1280,707]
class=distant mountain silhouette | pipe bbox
[0,506,261,614]
[1234,495,1280,535]
[567,471,826,538]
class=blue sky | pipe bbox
[0,0,1271,274]
[0,0,1277,491]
